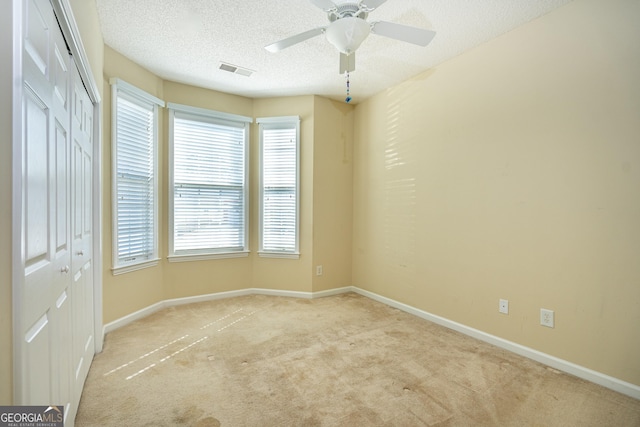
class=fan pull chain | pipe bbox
[345,72,352,103]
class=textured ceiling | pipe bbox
[96,0,573,103]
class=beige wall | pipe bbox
[101,49,353,318]
[352,0,640,385]
[161,82,255,300]
[250,95,355,294]
[102,46,166,322]
[69,0,104,94]
[252,96,316,292]
[0,0,15,406]
[101,51,258,317]
[312,97,354,292]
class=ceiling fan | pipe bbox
[265,0,436,74]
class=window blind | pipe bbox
[258,117,300,255]
[172,111,248,255]
[111,80,162,272]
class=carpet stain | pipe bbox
[173,405,204,424]
[384,329,410,339]
[118,397,138,412]
[193,417,221,427]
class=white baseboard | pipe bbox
[103,300,166,334]
[252,288,314,299]
[310,286,354,298]
[164,289,253,307]
[102,285,639,400]
[102,287,350,334]
[250,286,353,299]
[349,286,640,400]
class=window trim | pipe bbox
[109,78,165,275]
[257,116,301,259]
[168,103,251,262]
[110,78,163,274]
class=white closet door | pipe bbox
[70,63,95,403]
[50,7,74,421]
[19,0,95,424]
[21,0,70,408]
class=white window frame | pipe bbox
[168,103,251,262]
[110,78,163,274]
[257,116,301,259]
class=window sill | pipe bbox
[258,251,300,260]
[168,251,250,263]
[112,258,160,275]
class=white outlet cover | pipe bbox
[499,299,509,314]
[540,308,554,328]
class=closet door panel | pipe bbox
[18,2,85,423]
[70,64,95,401]
[51,17,74,419]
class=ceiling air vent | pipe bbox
[218,62,254,77]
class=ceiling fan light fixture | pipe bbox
[325,17,370,54]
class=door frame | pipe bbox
[11,0,103,404]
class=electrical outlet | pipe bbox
[316,265,323,276]
[499,299,509,314]
[540,308,554,328]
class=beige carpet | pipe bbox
[76,293,640,426]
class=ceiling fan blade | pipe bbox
[265,27,326,53]
[340,52,356,74]
[361,0,387,10]
[309,0,337,11]
[371,21,436,46]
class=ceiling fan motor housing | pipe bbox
[328,3,369,22]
